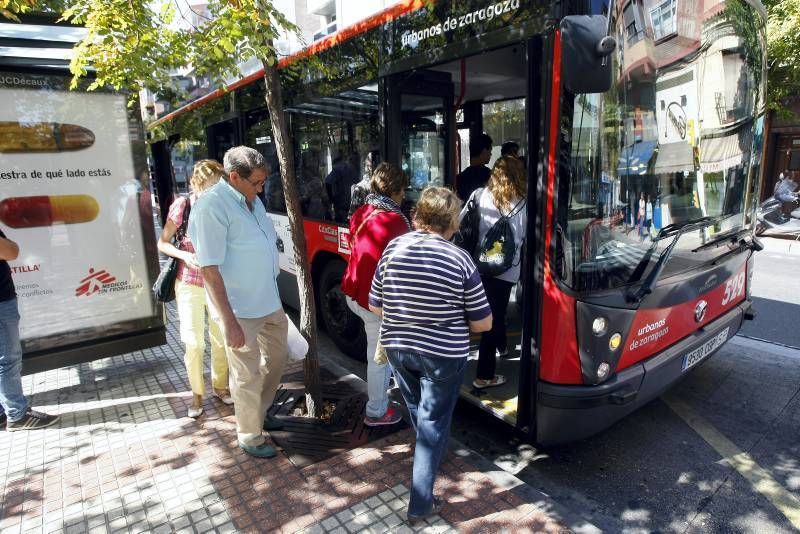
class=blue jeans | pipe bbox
[0,298,29,421]
[387,349,466,516]
[346,298,391,418]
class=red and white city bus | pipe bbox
[149,0,767,444]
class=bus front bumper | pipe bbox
[535,300,751,446]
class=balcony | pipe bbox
[307,0,335,16]
[621,30,656,81]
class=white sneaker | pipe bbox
[188,406,204,418]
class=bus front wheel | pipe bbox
[317,260,367,360]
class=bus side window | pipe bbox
[265,169,287,214]
[243,108,287,214]
[297,148,332,220]
[288,85,381,224]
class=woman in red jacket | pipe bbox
[342,162,410,426]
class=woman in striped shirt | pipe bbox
[369,187,492,525]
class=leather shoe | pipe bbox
[238,441,277,458]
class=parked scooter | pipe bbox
[755,193,800,236]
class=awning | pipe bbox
[617,141,656,176]
[699,130,752,173]
[0,21,85,69]
[653,142,695,174]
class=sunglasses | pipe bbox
[242,175,267,188]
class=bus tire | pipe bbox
[317,260,367,360]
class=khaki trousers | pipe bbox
[223,309,288,447]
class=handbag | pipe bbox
[153,197,191,303]
[287,315,309,362]
[453,188,482,258]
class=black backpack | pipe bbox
[453,188,483,256]
[475,198,524,277]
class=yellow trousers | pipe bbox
[175,280,228,395]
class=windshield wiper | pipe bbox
[656,216,714,240]
[625,216,717,303]
[688,214,744,252]
[691,229,740,253]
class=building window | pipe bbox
[624,3,640,44]
[649,0,677,40]
[313,14,337,41]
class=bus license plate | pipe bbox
[682,328,730,372]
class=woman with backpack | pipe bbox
[157,159,231,418]
[463,155,527,389]
[341,162,409,427]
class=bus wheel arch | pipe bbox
[313,253,367,360]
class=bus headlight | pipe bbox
[609,333,622,351]
[597,362,611,381]
[592,317,608,336]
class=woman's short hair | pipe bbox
[370,162,408,197]
[413,186,462,233]
[487,156,527,211]
[190,159,225,193]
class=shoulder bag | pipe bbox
[153,197,191,303]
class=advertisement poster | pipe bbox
[655,66,698,147]
[0,71,158,348]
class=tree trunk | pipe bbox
[261,60,323,418]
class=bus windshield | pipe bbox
[555,0,766,293]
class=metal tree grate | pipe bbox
[266,369,407,468]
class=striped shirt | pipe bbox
[369,231,491,359]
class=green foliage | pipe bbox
[764,0,800,116]
[1,0,34,21]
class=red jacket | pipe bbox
[341,204,409,310]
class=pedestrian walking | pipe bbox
[638,192,646,241]
[465,155,527,389]
[341,162,410,427]
[369,186,492,525]
[0,231,59,431]
[157,159,230,418]
[189,146,287,459]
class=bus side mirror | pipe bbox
[560,15,616,94]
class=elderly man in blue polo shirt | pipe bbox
[189,146,287,459]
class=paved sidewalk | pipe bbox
[1,315,597,534]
